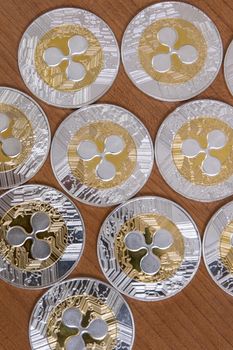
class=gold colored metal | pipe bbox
[0,201,67,271]
[220,222,233,273]
[35,24,104,91]
[46,295,117,350]
[172,117,233,185]
[115,213,184,283]
[0,103,34,172]
[68,121,137,189]
[138,18,207,84]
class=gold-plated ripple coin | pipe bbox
[29,278,135,349]
[122,1,222,101]
[0,185,85,289]
[155,100,233,202]
[0,87,50,189]
[98,196,201,301]
[18,8,119,108]
[51,104,153,207]
[203,200,233,296]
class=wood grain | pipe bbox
[0,0,233,349]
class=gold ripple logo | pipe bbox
[138,18,207,84]
[68,121,137,189]
[0,202,67,271]
[172,117,233,185]
[115,214,184,283]
[0,104,33,172]
[35,24,104,91]
[46,295,117,350]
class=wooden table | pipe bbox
[0,0,233,349]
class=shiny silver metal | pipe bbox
[121,1,222,102]
[29,278,135,350]
[0,87,50,189]
[18,8,120,108]
[51,104,154,207]
[97,196,201,301]
[0,184,85,289]
[224,39,233,97]
[155,99,233,202]
[203,201,233,297]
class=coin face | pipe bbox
[97,196,201,301]
[0,87,50,189]
[0,184,85,289]
[51,104,153,207]
[155,99,233,202]
[18,8,119,108]
[121,1,222,101]
[203,201,233,296]
[29,278,135,350]
[224,39,233,97]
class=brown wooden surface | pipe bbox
[1,0,233,349]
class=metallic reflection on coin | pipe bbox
[224,39,233,97]
[97,196,201,301]
[122,1,222,101]
[29,278,135,350]
[155,99,233,202]
[203,200,233,297]
[18,8,119,108]
[51,104,153,207]
[0,87,50,189]
[0,184,85,289]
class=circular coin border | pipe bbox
[0,87,51,189]
[203,201,233,297]
[51,104,154,207]
[224,39,233,97]
[121,1,223,102]
[155,99,233,202]
[0,184,85,289]
[29,277,135,350]
[18,7,120,108]
[97,196,201,301]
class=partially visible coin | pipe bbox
[203,200,233,296]
[0,184,85,289]
[18,8,119,108]
[224,39,233,97]
[0,87,50,189]
[97,196,201,301]
[29,278,135,350]
[122,1,222,101]
[51,104,153,207]
[155,99,233,202]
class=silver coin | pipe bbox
[29,277,135,350]
[203,200,233,296]
[0,87,50,189]
[18,8,120,108]
[51,104,153,207]
[121,1,222,102]
[224,39,233,96]
[0,184,85,289]
[97,196,201,301]
[155,99,233,202]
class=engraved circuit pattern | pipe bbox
[18,8,119,108]
[98,197,200,301]
[29,279,134,350]
[0,88,50,189]
[155,100,233,201]
[0,185,85,288]
[51,104,153,206]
